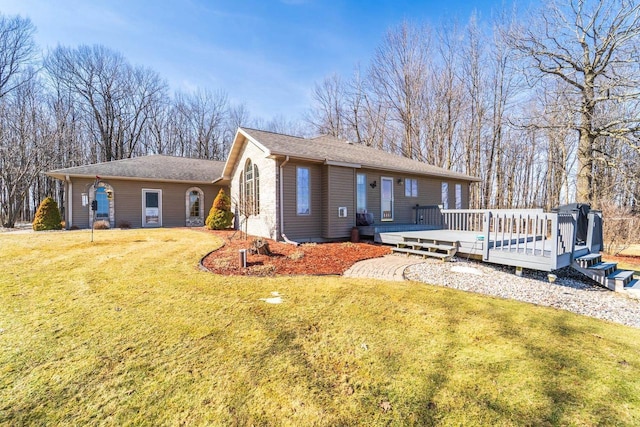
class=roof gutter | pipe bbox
[279,156,298,246]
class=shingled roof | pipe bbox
[227,128,480,181]
[47,155,225,184]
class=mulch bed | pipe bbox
[200,229,391,276]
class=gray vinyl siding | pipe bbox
[69,177,94,229]
[323,165,355,239]
[68,177,223,229]
[281,161,323,241]
[358,169,471,225]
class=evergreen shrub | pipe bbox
[206,189,234,230]
[32,197,63,231]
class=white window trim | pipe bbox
[356,173,367,213]
[296,166,311,216]
[405,178,418,198]
[441,182,449,210]
[455,183,462,209]
[142,188,163,227]
[381,176,394,222]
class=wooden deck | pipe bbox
[377,208,603,272]
[357,223,440,243]
[380,228,589,271]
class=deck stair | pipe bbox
[572,253,639,294]
[392,238,458,261]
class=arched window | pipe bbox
[189,191,200,217]
[254,163,260,214]
[95,187,109,219]
[90,181,114,228]
[242,159,260,216]
[185,187,204,226]
[239,171,244,214]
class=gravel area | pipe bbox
[405,256,640,328]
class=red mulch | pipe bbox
[200,229,391,276]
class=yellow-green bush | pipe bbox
[32,197,63,231]
[206,189,234,230]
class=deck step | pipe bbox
[624,279,640,298]
[575,253,602,268]
[392,247,452,260]
[608,270,635,287]
[398,241,457,252]
[589,262,617,276]
[624,279,640,291]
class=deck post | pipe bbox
[550,214,559,270]
[586,211,603,253]
[483,211,491,261]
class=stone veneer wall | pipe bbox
[229,137,278,239]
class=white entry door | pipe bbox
[142,189,162,227]
[381,177,393,221]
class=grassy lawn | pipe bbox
[2,229,640,426]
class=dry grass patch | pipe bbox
[1,229,640,425]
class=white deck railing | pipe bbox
[414,206,580,269]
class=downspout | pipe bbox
[66,175,72,229]
[279,156,299,246]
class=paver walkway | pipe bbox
[343,254,426,281]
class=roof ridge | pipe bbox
[241,127,306,140]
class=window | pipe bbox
[405,178,417,197]
[95,187,109,219]
[185,187,204,226]
[455,184,462,209]
[254,164,260,214]
[238,171,244,213]
[189,191,200,217]
[241,159,260,215]
[245,160,253,214]
[297,167,310,215]
[356,173,367,213]
[441,182,449,209]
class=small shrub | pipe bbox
[93,220,110,230]
[248,264,276,276]
[32,197,63,231]
[206,189,234,230]
[118,221,132,229]
[288,250,305,260]
[69,225,80,230]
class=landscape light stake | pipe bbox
[90,176,101,242]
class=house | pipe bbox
[47,128,479,239]
[222,128,480,242]
[47,129,638,294]
[47,155,227,229]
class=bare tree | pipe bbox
[173,89,228,159]
[306,73,347,138]
[0,73,54,227]
[44,44,166,161]
[0,14,37,99]
[509,0,640,206]
[369,21,431,159]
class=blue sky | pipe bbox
[2,0,531,121]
